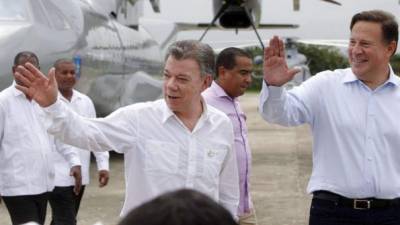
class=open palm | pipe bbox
[14,63,58,107]
[264,36,300,86]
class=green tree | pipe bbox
[390,54,400,75]
[297,44,349,75]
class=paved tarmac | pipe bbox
[0,92,313,225]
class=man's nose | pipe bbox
[246,74,253,83]
[244,74,252,84]
[166,77,178,90]
[352,43,363,54]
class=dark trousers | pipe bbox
[49,186,85,225]
[2,192,49,225]
[309,198,400,225]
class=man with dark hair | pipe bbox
[260,10,400,225]
[203,47,256,225]
[14,40,239,218]
[0,51,54,225]
[118,189,238,225]
[49,59,110,225]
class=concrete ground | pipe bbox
[0,92,313,225]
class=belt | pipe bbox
[313,191,400,210]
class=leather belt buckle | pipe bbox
[353,199,371,209]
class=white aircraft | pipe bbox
[199,0,341,48]
[0,0,164,116]
[0,0,343,116]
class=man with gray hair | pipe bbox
[14,40,239,218]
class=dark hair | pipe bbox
[350,10,398,51]
[13,51,40,67]
[165,40,215,77]
[118,189,238,225]
[53,58,74,70]
[215,47,252,78]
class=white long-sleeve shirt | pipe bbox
[0,85,54,196]
[259,67,400,199]
[44,98,239,217]
[53,90,109,186]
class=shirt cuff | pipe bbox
[263,80,284,99]
[259,81,285,116]
[97,161,109,171]
[43,99,63,113]
[68,157,82,168]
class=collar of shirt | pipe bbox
[58,89,82,103]
[211,81,237,102]
[11,81,28,98]
[160,98,211,132]
[341,65,400,87]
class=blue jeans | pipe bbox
[309,198,400,225]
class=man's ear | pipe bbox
[217,66,226,80]
[206,74,212,87]
[387,40,397,57]
[202,74,213,89]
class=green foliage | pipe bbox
[243,44,350,91]
[390,54,400,75]
[297,43,349,75]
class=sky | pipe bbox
[138,0,400,47]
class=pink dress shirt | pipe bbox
[203,81,252,215]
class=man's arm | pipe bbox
[54,139,82,195]
[14,63,137,153]
[86,95,110,188]
[70,165,82,195]
[93,152,110,187]
[259,36,319,126]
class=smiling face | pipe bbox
[163,56,210,118]
[217,56,253,98]
[348,21,396,82]
[55,62,76,92]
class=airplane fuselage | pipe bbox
[0,0,163,116]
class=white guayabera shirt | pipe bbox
[53,90,109,187]
[44,98,239,217]
[0,85,54,196]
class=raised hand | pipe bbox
[14,62,58,107]
[263,36,301,86]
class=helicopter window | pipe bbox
[0,0,28,21]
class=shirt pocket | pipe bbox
[5,115,29,142]
[202,144,229,180]
[144,140,180,174]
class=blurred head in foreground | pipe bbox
[118,189,238,225]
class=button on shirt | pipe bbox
[259,67,400,199]
[44,98,239,217]
[53,90,109,186]
[0,85,54,196]
[203,81,252,215]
